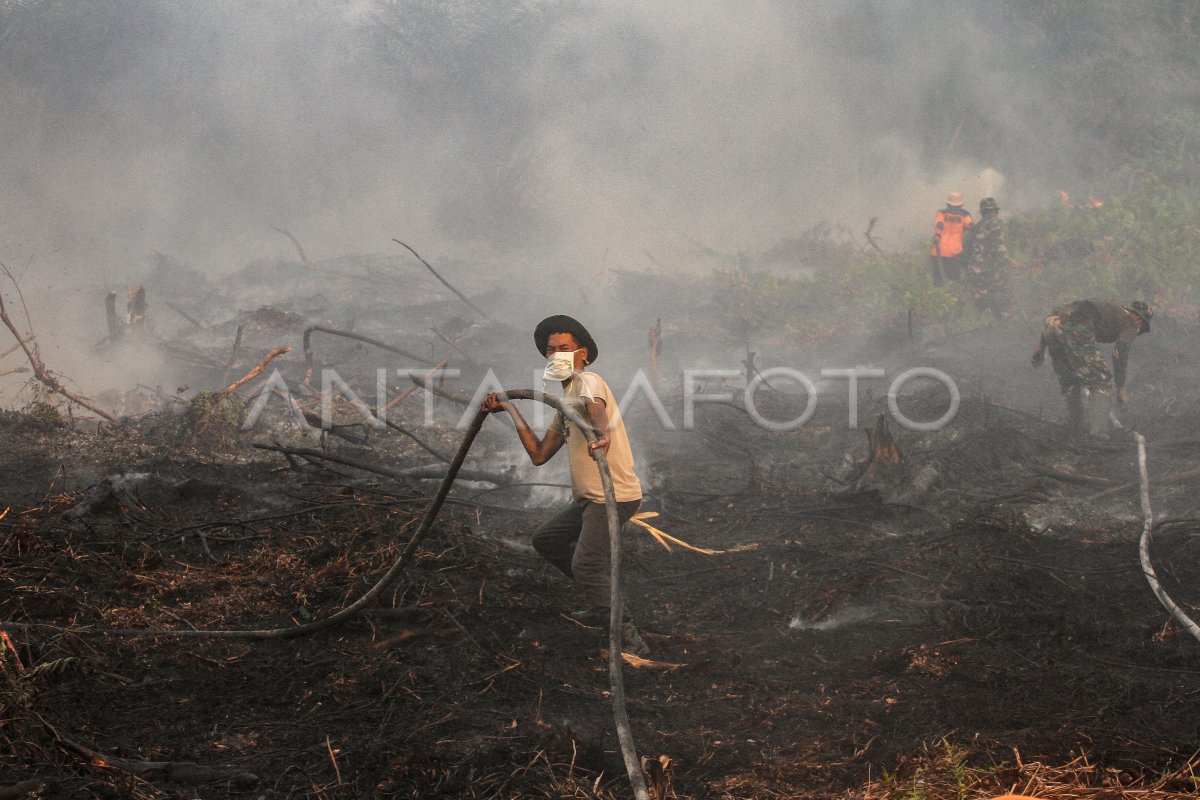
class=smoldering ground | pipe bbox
[3,5,1200,797]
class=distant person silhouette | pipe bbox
[967,197,1011,317]
[930,192,973,286]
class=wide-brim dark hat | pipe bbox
[1126,301,1152,332]
[534,315,598,364]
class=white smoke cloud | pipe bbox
[0,0,1175,402]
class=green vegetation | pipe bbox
[684,105,1200,348]
[181,391,248,445]
[18,399,62,430]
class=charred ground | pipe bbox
[3,259,1200,799]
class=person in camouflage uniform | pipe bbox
[967,197,1010,316]
[1030,299,1153,435]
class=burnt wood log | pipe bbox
[392,239,492,322]
[303,324,434,386]
[104,291,122,340]
[222,346,291,395]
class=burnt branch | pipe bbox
[302,324,434,386]
[0,270,120,425]
[864,216,885,255]
[269,224,309,264]
[45,720,258,788]
[222,346,291,395]
[392,239,492,322]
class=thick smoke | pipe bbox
[0,0,1188,400]
[0,1,1161,276]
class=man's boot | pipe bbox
[620,618,651,658]
[568,606,651,657]
[567,606,608,627]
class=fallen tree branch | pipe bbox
[392,239,492,322]
[409,371,475,405]
[383,418,453,464]
[863,216,885,255]
[0,276,120,425]
[1029,464,1113,487]
[45,718,257,788]
[1135,433,1200,644]
[302,324,433,386]
[0,778,61,798]
[270,224,309,264]
[164,301,204,329]
[222,346,290,395]
[252,443,511,486]
[431,325,478,364]
[299,410,371,445]
[158,342,225,369]
[383,358,448,412]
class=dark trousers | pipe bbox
[532,499,642,609]
[931,254,966,286]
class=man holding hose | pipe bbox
[481,314,649,656]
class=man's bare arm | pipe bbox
[481,392,564,465]
[585,397,610,459]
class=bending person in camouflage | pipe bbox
[1030,299,1152,435]
[967,197,1011,317]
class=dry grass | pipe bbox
[859,739,1200,800]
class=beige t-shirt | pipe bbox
[556,371,643,503]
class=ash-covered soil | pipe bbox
[3,260,1200,798]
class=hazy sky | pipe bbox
[0,0,1163,284]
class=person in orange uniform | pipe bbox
[930,192,974,286]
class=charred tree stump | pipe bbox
[104,291,122,340]
[831,414,941,507]
[126,284,146,333]
[864,413,905,483]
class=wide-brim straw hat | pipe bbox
[534,315,598,364]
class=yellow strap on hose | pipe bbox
[629,512,756,555]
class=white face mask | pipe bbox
[543,349,578,382]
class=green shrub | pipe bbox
[182,391,248,444]
[20,399,63,429]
